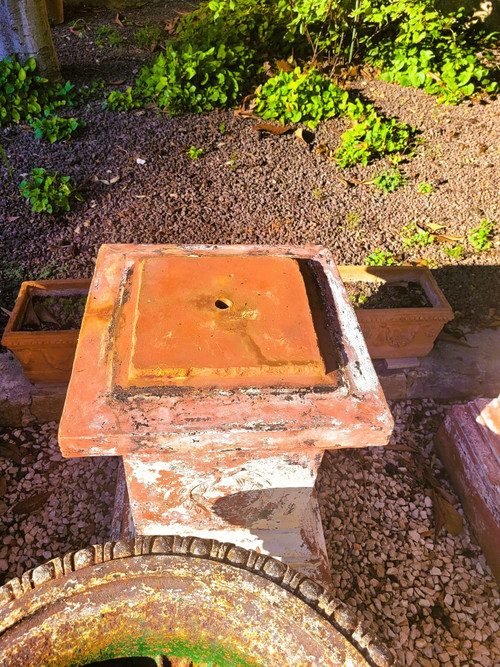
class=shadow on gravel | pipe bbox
[431,264,500,329]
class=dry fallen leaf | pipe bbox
[252,123,292,135]
[114,13,125,28]
[0,500,7,516]
[12,492,50,516]
[423,222,447,232]
[437,332,476,347]
[165,17,180,32]
[33,303,59,325]
[294,128,315,145]
[107,79,125,85]
[0,476,6,498]
[22,299,40,329]
[434,492,463,537]
[100,175,120,185]
[434,233,465,243]
[276,59,294,73]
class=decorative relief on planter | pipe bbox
[338,266,454,359]
[1,280,91,384]
[59,245,394,587]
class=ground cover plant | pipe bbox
[358,1,499,104]
[134,24,163,48]
[19,168,80,213]
[373,168,407,193]
[0,56,76,127]
[30,116,85,142]
[99,0,499,170]
[469,218,495,252]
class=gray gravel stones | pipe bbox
[0,422,118,583]
[0,401,499,665]
[319,399,500,666]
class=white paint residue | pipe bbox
[127,459,172,487]
[323,260,379,393]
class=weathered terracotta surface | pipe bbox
[435,397,500,584]
[1,280,90,384]
[59,245,393,586]
[338,266,453,359]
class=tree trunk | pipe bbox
[0,0,60,80]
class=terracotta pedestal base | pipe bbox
[60,245,393,592]
[112,453,331,586]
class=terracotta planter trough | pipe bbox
[338,265,453,359]
[59,244,394,588]
[1,279,91,384]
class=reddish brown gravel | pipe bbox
[0,1,499,340]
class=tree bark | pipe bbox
[0,0,60,80]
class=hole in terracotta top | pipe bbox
[215,298,232,310]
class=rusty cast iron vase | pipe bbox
[0,536,393,667]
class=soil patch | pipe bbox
[345,280,432,309]
[22,295,86,331]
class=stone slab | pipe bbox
[375,328,500,400]
[0,353,66,427]
[435,398,500,584]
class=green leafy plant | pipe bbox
[0,56,77,127]
[135,24,163,48]
[0,143,13,177]
[401,223,434,248]
[105,42,255,114]
[418,181,433,194]
[469,219,494,251]
[69,19,88,37]
[19,168,81,213]
[365,249,395,266]
[95,25,123,47]
[443,244,464,260]
[346,212,361,229]
[108,32,124,47]
[335,108,415,167]
[37,259,69,280]
[30,116,86,142]
[225,150,238,168]
[358,1,499,104]
[219,122,226,134]
[185,146,206,159]
[349,292,368,306]
[254,67,350,128]
[373,168,407,192]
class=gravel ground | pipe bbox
[0,402,499,665]
[0,2,499,338]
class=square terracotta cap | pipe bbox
[59,245,393,456]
